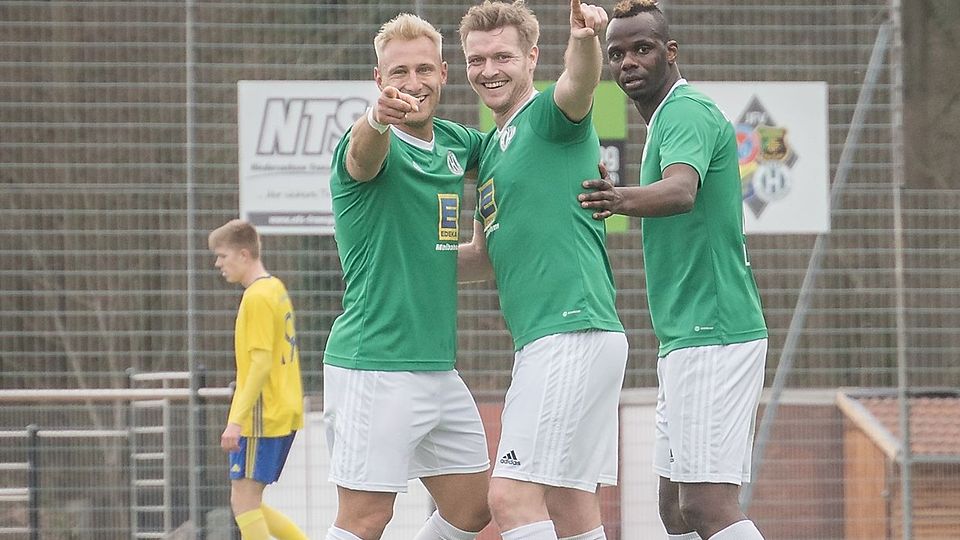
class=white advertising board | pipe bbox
[697,81,830,234]
[237,80,380,235]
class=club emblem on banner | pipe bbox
[736,96,798,217]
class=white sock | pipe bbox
[559,525,606,540]
[667,532,701,540]
[326,525,364,540]
[708,520,764,540]
[501,520,558,540]
[414,510,481,540]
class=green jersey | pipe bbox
[325,119,482,371]
[476,85,624,350]
[641,81,767,356]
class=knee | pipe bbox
[487,483,519,522]
[230,483,261,516]
[677,488,743,534]
[452,506,491,534]
[658,495,686,532]
[467,502,492,532]
[437,498,490,534]
[339,506,393,540]
[677,498,709,533]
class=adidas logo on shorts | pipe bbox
[499,450,521,466]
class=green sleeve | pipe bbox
[657,99,719,185]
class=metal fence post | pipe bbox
[195,365,208,540]
[26,424,39,540]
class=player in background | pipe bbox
[457,1,627,539]
[209,219,307,540]
[322,12,491,540]
[578,1,768,538]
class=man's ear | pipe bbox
[666,40,679,65]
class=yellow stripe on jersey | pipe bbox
[254,396,263,438]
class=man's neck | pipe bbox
[636,70,682,124]
[494,86,536,129]
[241,262,270,288]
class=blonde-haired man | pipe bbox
[458,2,627,540]
[208,219,307,540]
[323,12,491,540]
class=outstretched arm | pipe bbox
[554,0,608,122]
[578,163,700,219]
[345,86,420,182]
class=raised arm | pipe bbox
[554,0,608,122]
[345,86,420,182]
[458,219,494,283]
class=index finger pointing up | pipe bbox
[571,0,583,18]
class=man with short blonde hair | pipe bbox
[323,12,491,540]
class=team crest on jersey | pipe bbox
[477,178,498,234]
[498,126,516,152]
[436,194,460,246]
[446,150,464,176]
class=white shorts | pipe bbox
[494,330,628,492]
[322,364,490,493]
[653,338,767,485]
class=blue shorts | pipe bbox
[229,432,296,485]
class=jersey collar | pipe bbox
[641,78,688,165]
[391,125,435,151]
[495,89,539,138]
[647,78,688,131]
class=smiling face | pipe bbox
[375,35,447,129]
[605,12,678,114]
[463,25,537,126]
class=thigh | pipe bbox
[494,331,628,491]
[411,371,490,478]
[323,365,436,492]
[656,339,766,484]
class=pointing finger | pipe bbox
[570,0,583,19]
[381,86,399,99]
[396,91,421,113]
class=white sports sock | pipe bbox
[708,520,764,540]
[326,525,364,540]
[667,532,701,540]
[559,525,606,540]
[413,510,481,540]
[501,520,559,540]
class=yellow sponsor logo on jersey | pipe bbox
[437,194,459,242]
[478,178,498,232]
